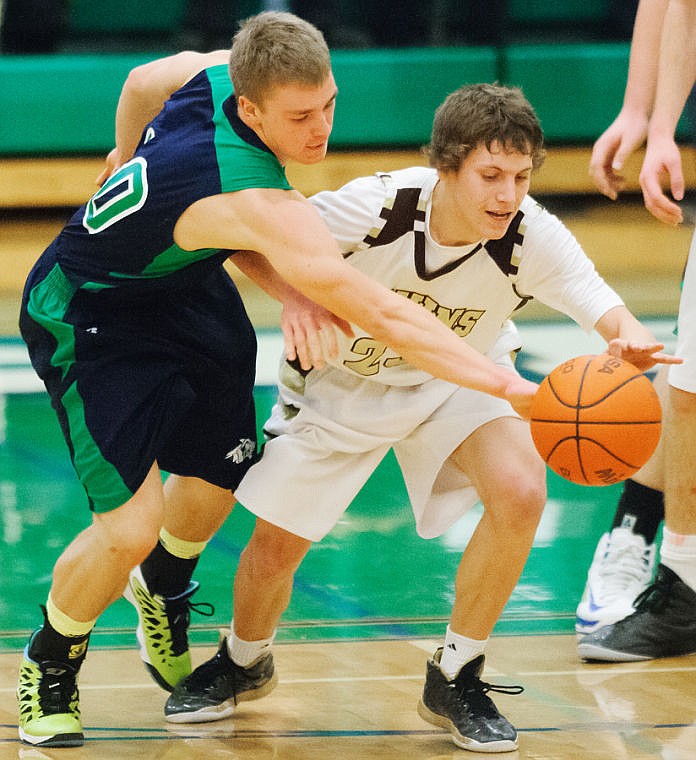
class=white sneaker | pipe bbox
[575,527,656,635]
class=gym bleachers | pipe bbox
[1,0,693,204]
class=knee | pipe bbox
[91,513,160,568]
[485,458,547,530]
[242,521,311,580]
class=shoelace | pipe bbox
[598,539,651,599]
[633,571,674,614]
[38,661,78,715]
[182,645,230,692]
[453,675,524,717]
[166,592,215,653]
[181,644,267,704]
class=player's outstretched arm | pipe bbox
[179,188,539,413]
[595,305,682,370]
[232,249,353,370]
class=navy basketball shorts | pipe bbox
[20,260,258,512]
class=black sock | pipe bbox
[140,541,199,598]
[611,478,665,544]
[29,606,90,669]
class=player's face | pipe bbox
[238,75,337,165]
[436,141,533,243]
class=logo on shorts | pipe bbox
[225,438,256,464]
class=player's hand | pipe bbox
[589,111,648,200]
[95,148,123,186]
[639,133,685,226]
[604,339,683,371]
[503,375,539,420]
[280,291,354,371]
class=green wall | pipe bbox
[2,41,690,155]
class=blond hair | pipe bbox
[229,11,331,105]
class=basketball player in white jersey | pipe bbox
[162,83,677,752]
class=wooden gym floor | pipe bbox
[2,636,696,758]
[1,150,695,758]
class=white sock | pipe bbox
[227,621,275,667]
[439,625,488,680]
[660,528,696,592]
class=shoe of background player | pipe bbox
[124,565,213,692]
[577,564,696,662]
[575,527,656,636]
[165,636,278,723]
[417,648,523,753]
[17,631,83,747]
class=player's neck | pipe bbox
[429,182,481,248]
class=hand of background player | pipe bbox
[604,339,683,371]
[503,375,539,420]
[589,109,649,200]
[639,133,685,226]
[280,290,354,371]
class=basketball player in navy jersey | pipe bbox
[163,83,678,753]
[16,13,548,748]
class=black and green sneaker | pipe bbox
[578,564,696,662]
[417,649,523,753]
[17,630,83,747]
[124,565,213,692]
[165,636,277,723]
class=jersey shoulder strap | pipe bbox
[357,173,429,250]
[484,210,533,310]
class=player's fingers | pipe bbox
[644,193,683,225]
[95,167,109,186]
[282,324,298,362]
[589,134,625,199]
[588,158,619,199]
[604,339,624,358]
[628,342,664,354]
[641,173,683,225]
[670,170,685,203]
[320,323,340,360]
[301,322,325,370]
[650,352,683,365]
[595,174,619,200]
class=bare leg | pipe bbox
[50,462,165,621]
[631,364,668,492]
[232,518,312,641]
[663,385,696,535]
[449,417,547,638]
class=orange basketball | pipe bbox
[529,354,662,486]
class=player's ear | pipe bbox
[237,95,261,125]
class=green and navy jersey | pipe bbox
[54,63,291,294]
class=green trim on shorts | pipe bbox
[26,263,76,381]
[62,380,133,512]
[26,263,133,512]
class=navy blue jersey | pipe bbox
[53,63,291,294]
[19,63,287,510]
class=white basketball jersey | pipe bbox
[310,166,623,386]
